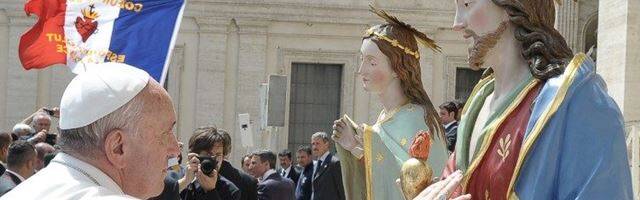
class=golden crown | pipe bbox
[81,5,99,20]
[364,27,420,59]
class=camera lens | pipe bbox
[200,158,215,176]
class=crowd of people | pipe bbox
[0,107,59,196]
[154,126,347,200]
[0,63,354,200]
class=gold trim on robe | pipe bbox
[506,54,587,198]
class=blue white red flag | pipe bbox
[19,0,186,83]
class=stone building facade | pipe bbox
[0,1,636,185]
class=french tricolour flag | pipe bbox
[19,0,186,84]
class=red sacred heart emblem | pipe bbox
[75,4,99,42]
[75,17,97,42]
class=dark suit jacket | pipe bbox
[278,166,300,187]
[258,172,295,200]
[220,160,258,200]
[445,121,459,152]
[0,164,5,177]
[180,176,241,200]
[295,164,313,200]
[0,171,22,196]
[311,153,345,200]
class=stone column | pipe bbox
[555,0,581,52]
[597,0,640,197]
[0,10,8,130]
[223,19,239,136]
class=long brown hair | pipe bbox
[363,22,445,141]
[492,0,573,80]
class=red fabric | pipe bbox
[465,84,541,200]
[19,0,67,70]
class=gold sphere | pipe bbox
[400,158,433,200]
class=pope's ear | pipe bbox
[103,129,126,168]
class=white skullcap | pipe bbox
[59,62,150,129]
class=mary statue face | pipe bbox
[358,39,395,94]
[452,0,509,69]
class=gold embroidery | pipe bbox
[497,134,512,162]
[376,152,384,163]
[376,101,410,125]
[363,125,374,200]
[400,138,408,147]
[407,105,415,112]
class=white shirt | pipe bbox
[281,166,291,178]
[261,169,277,182]
[444,121,457,130]
[0,153,137,200]
[4,169,25,182]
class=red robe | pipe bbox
[443,83,541,200]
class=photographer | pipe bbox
[180,128,240,200]
[19,107,59,146]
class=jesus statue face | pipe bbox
[452,0,509,69]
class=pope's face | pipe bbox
[358,39,395,93]
[121,81,179,199]
[452,0,508,69]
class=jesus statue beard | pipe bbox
[466,21,509,69]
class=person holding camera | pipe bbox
[19,107,59,146]
[180,129,240,200]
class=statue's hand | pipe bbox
[411,170,470,200]
[332,117,359,151]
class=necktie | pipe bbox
[315,160,323,177]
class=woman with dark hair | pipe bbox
[331,6,448,200]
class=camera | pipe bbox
[197,156,217,176]
[45,133,57,146]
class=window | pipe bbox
[288,63,342,152]
[455,68,484,102]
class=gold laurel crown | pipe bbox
[364,27,421,59]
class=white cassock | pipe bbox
[0,153,137,200]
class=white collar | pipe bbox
[51,153,125,195]
[444,121,457,129]
[261,169,277,181]
[282,166,291,175]
[318,151,330,163]
[5,169,26,182]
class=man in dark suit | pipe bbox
[278,149,300,186]
[310,132,344,200]
[0,132,13,175]
[294,146,314,200]
[250,150,295,200]
[439,101,460,152]
[0,141,37,196]
[219,129,258,200]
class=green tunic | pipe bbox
[336,103,448,200]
